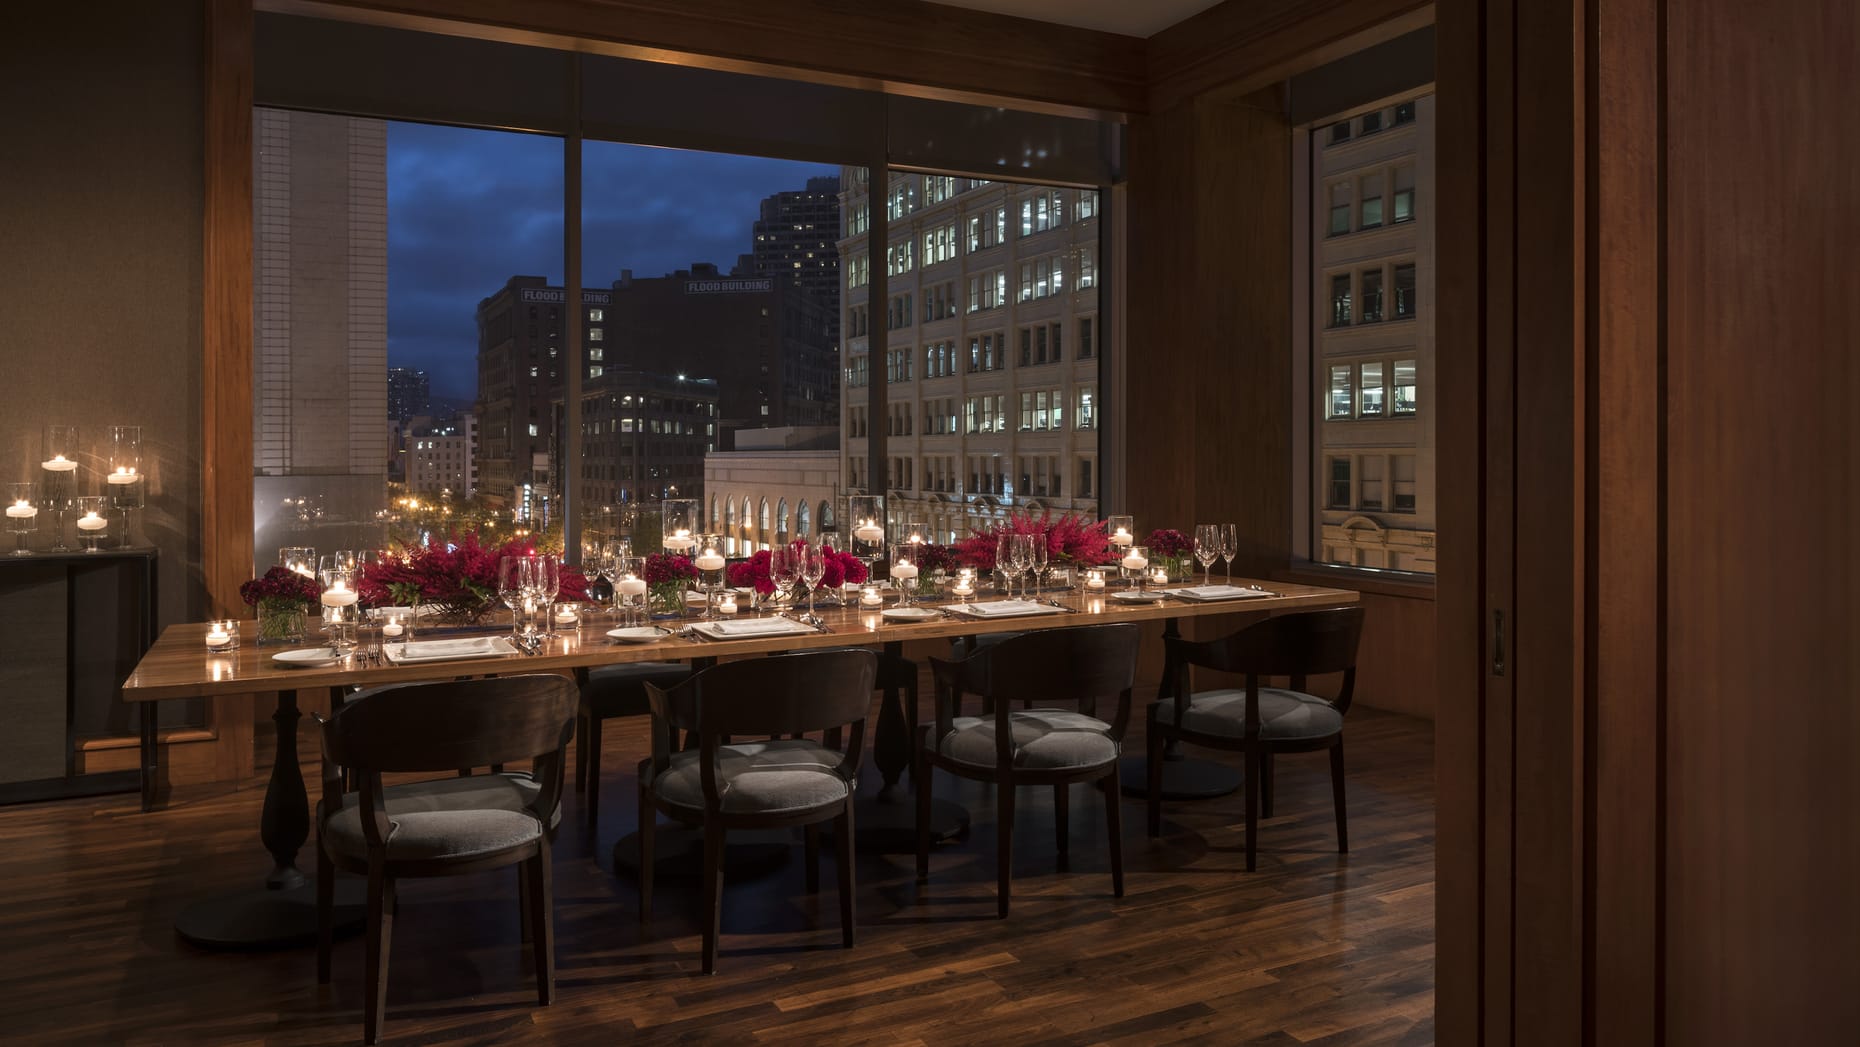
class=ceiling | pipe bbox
[924,0,1225,38]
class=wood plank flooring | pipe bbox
[0,703,1435,1045]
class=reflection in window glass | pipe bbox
[1394,263,1418,318]
[1328,457,1352,508]
[1361,269,1384,323]
[1359,455,1385,508]
[1329,274,1352,327]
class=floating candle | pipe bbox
[1120,553,1148,571]
[106,468,139,485]
[694,550,726,572]
[717,595,739,615]
[40,456,77,473]
[1086,573,1106,590]
[854,520,884,542]
[320,584,357,608]
[6,502,37,519]
[663,529,696,552]
[381,620,404,638]
[1110,528,1133,547]
[890,561,919,580]
[617,577,648,596]
[859,587,884,607]
[77,513,108,532]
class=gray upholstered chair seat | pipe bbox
[652,739,850,814]
[1154,687,1344,741]
[939,709,1119,769]
[582,662,692,717]
[323,773,547,862]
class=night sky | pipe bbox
[386,121,839,401]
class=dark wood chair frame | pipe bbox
[638,648,878,974]
[312,674,577,1045]
[917,623,1140,917]
[573,662,691,828]
[1145,607,1365,871]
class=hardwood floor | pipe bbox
[0,703,1434,1045]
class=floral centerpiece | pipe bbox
[816,543,870,592]
[357,530,590,626]
[902,542,956,595]
[644,552,698,616]
[952,510,1120,575]
[240,566,321,645]
[728,545,869,602]
[1146,528,1194,582]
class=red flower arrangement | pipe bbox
[643,553,698,586]
[951,511,1119,573]
[727,550,778,595]
[240,566,322,608]
[909,543,956,575]
[1145,528,1192,557]
[357,530,590,623]
[818,546,869,588]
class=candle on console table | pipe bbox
[77,513,108,532]
[853,520,884,542]
[6,502,37,519]
[40,456,78,473]
[694,550,726,572]
[106,468,140,485]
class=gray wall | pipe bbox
[3,2,207,730]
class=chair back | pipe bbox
[931,624,1140,744]
[323,674,578,774]
[645,648,878,739]
[1164,607,1365,712]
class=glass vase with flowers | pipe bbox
[241,566,321,645]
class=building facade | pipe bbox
[403,412,477,498]
[386,367,431,425]
[741,176,842,308]
[1308,94,1437,574]
[251,107,389,565]
[701,427,841,555]
[558,370,718,512]
[838,170,1102,544]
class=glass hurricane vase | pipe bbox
[255,598,310,646]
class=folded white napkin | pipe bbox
[384,637,508,664]
[1165,585,1270,601]
[962,599,1061,617]
[701,617,812,637]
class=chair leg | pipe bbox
[996,776,1015,919]
[1146,715,1165,838]
[834,805,856,949]
[1053,783,1070,862]
[636,784,655,926]
[803,822,821,895]
[364,861,393,1046]
[583,716,603,828]
[518,861,533,944]
[1261,751,1275,819]
[573,710,589,793]
[316,837,334,985]
[1103,764,1124,899]
[915,741,933,882]
[1330,740,1349,854]
[701,822,726,975]
[1244,747,1260,873]
[528,843,556,1006]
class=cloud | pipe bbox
[386,122,838,401]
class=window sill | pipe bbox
[1276,561,1436,601]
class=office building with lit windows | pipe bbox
[838,170,1101,543]
[741,176,842,307]
[556,370,717,510]
[1306,94,1435,573]
[403,412,476,498]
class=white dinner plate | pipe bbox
[1110,590,1169,603]
[881,606,942,622]
[608,626,671,644]
[272,647,343,668]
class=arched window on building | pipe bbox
[776,498,790,544]
[819,500,836,535]
[796,499,811,537]
[742,497,754,549]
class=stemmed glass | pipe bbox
[888,542,919,608]
[799,541,827,622]
[41,426,78,552]
[498,555,528,636]
[318,561,359,654]
[280,546,317,580]
[1220,523,1238,583]
[693,536,727,620]
[7,483,39,556]
[996,533,1014,595]
[1030,532,1050,592]
[770,543,802,617]
[998,534,1027,599]
[1194,524,1222,586]
[530,554,561,637]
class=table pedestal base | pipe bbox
[610,827,792,883]
[1118,755,1242,800]
[175,878,365,951]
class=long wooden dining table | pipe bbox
[122,577,1357,948]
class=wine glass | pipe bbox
[1220,523,1239,583]
[1031,531,1050,592]
[532,554,561,637]
[770,543,802,616]
[799,541,827,621]
[996,532,1015,595]
[1194,524,1221,586]
[498,555,527,636]
[1008,534,1035,599]
[613,554,647,627]
[1120,544,1150,593]
[279,546,317,580]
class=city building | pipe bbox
[386,367,431,424]
[251,107,389,563]
[403,412,477,498]
[838,171,1101,543]
[740,175,842,308]
[556,370,718,511]
[1306,94,1436,573]
[474,266,837,514]
[701,426,840,554]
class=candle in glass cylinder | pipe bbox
[617,576,648,597]
[381,617,404,639]
[1086,571,1106,590]
[1120,551,1148,571]
[664,528,695,552]
[106,467,139,486]
[889,561,919,582]
[859,586,884,608]
[6,501,36,520]
[694,548,726,572]
[1152,567,1170,585]
[854,519,884,543]
[554,604,580,627]
[1110,527,1133,548]
[204,622,233,650]
[40,455,77,474]
[717,595,739,615]
[320,582,357,608]
[77,512,108,532]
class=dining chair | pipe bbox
[312,674,576,1045]
[575,661,693,827]
[1145,607,1365,871]
[638,648,878,973]
[917,623,1140,917]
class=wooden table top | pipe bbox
[120,580,1360,701]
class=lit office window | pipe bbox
[1328,365,1354,418]
[1393,359,1418,414]
[1359,361,1385,416]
